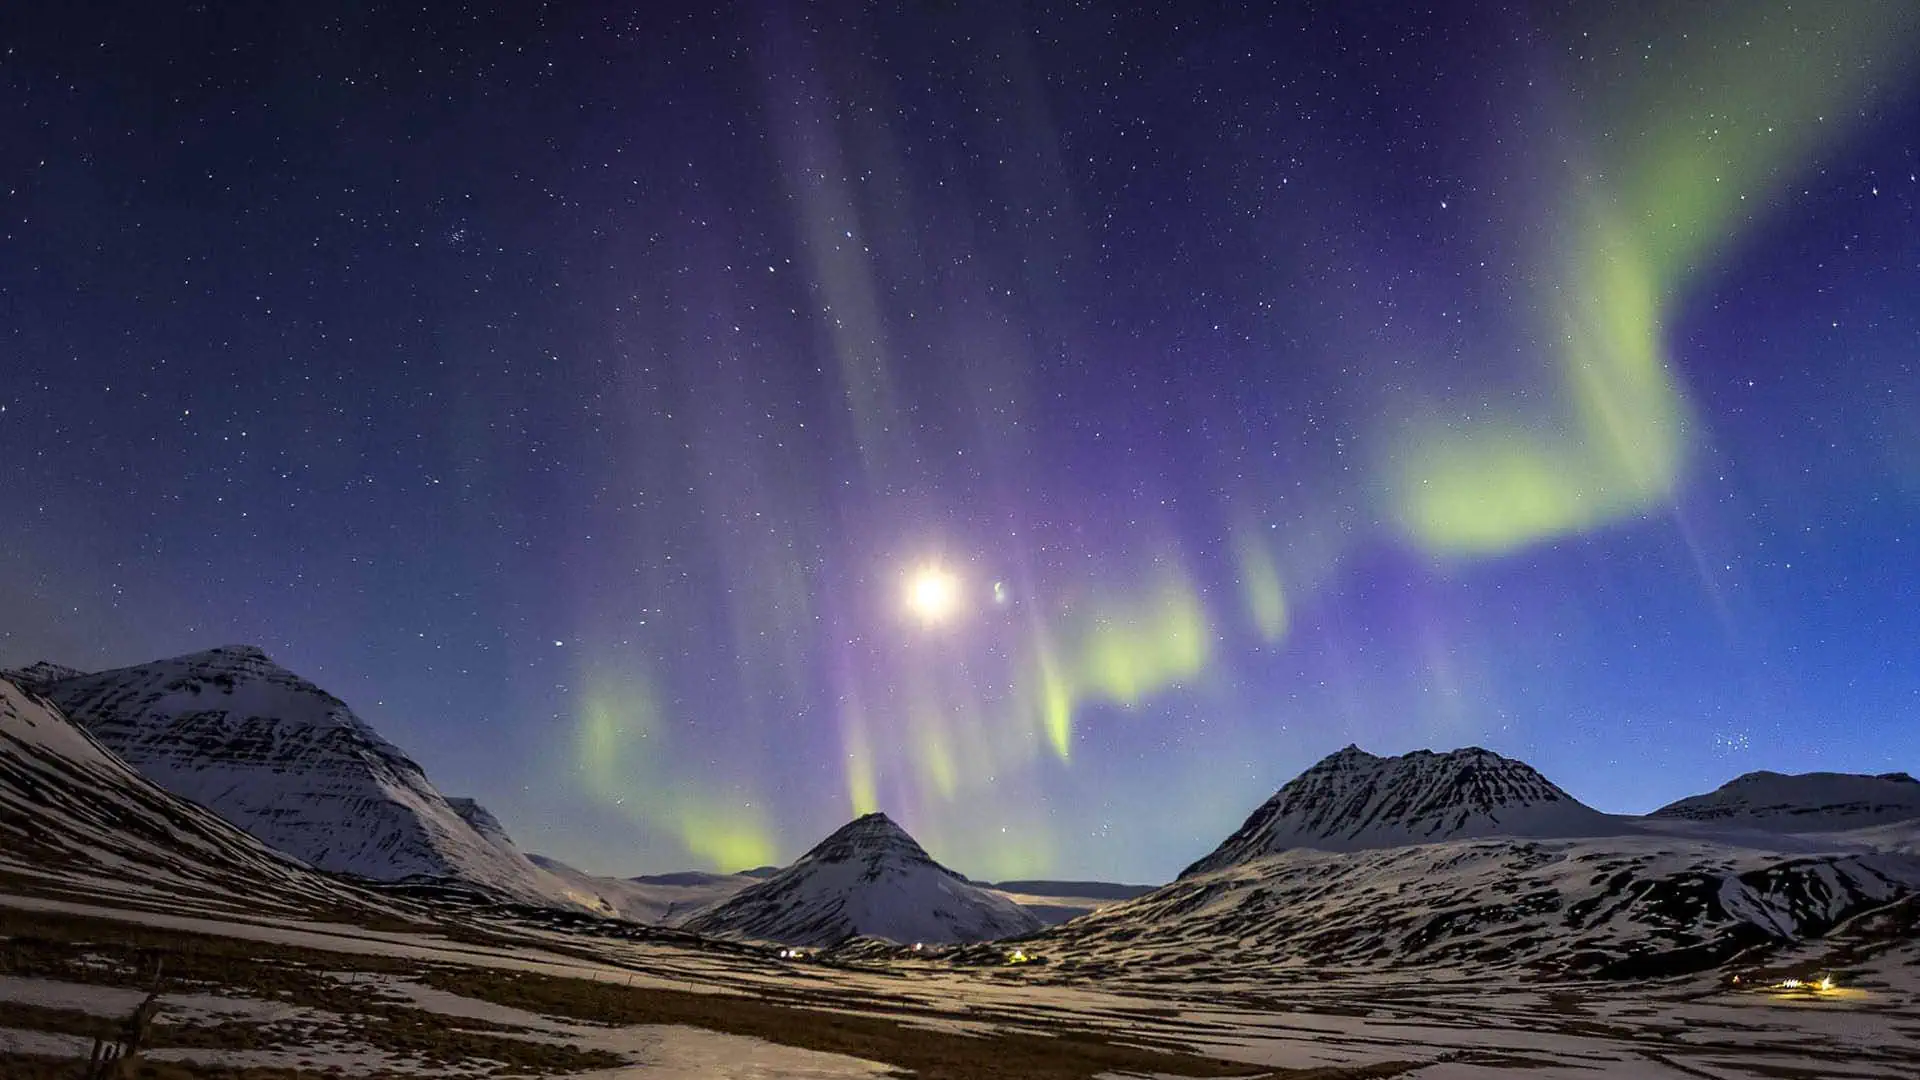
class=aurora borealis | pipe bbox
[3,2,1917,883]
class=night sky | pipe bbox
[4,2,1918,884]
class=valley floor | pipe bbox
[0,876,1912,1080]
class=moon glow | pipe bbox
[905,566,963,625]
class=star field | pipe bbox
[2,1,1917,882]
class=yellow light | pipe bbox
[905,565,963,624]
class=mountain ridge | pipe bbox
[1651,768,1920,832]
[1182,743,1625,876]
[0,660,89,691]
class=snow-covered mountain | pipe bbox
[26,645,592,909]
[1182,745,1625,876]
[684,812,1045,946]
[1007,745,1920,982]
[0,676,361,911]
[1651,769,1920,832]
[1027,835,1920,982]
[524,855,757,925]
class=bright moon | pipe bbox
[905,566,963,624]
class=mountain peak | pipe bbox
[165,645,298,681]
[798,811,939,869]
[447,797,516,850]
[198,644,271,660]
[1182,744,1618,876]
[124,644,279,673]
[828,810,909,840]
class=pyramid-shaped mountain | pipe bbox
[683,812,1044,946]
[27,645,588,907]
[1182,744,1622,876]
[1651,769,1920,832]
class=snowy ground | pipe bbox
[2,883,1914,1078]
[0,971,897,1079]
